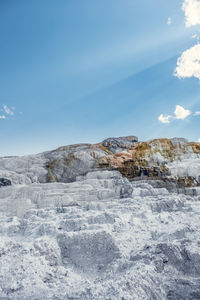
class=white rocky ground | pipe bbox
[1,170,200,299]
[167,154,200,183]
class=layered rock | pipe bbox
[0,172,200,299]
[0,136,200,299]
[0,170,134,217]
[98,137,200,188]
[0,136,199,188]
[0,136,137,185]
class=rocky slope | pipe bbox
[0,136,200,299]
[0,136,200,188]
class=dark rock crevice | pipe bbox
[0,178,11,187]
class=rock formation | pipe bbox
[1,136,199,191]
[0,136,200,299]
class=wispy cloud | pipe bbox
[194,111,200,115]
[0,105,16,120]
[167,17,172,25]
[3,104,14,116]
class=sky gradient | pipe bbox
[0,0,200,156]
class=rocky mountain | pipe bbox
[0,136,200,299]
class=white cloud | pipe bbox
[158,114,172,123]
[0,115,6,119]
[175,1,200,81]
[182,0,200,27]
[198,138,200,142]
[158,105,191,123]
[174,43,200,80]
[167,17,172,25]
[174,105,191,119]
[194,111,200,115]
[3,104,14,116]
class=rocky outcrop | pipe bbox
[0,136,199,191]
[41,136,200,190]
[0,170,134,217]
[98,138,200,188]
[0,136,200,299]
[101,135,138,153]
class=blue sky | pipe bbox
[0,0,200,156]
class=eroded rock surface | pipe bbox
[0,168,200,299]
[0,136,200,190]
[0,137,200,299]
[98,137,200,188]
